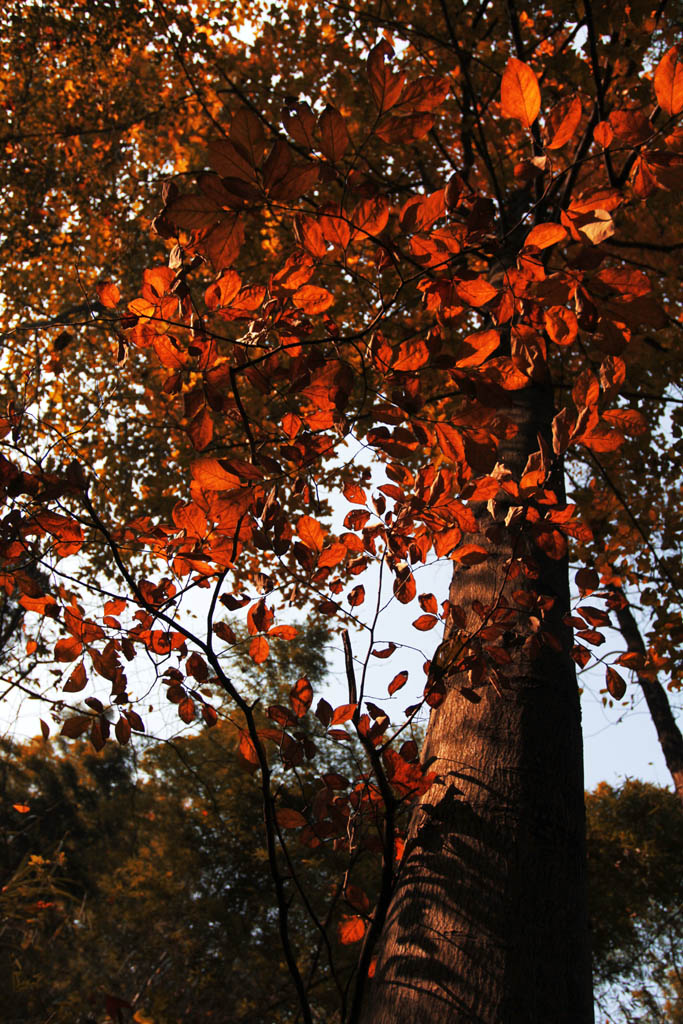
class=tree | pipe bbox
[588,780,683,1023]
[2,2,683,1022]
[0,626,372,1024]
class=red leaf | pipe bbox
[115,717,131,745]
[339,915,367,944]
[187,407,214,451]
[413,614,439,631]
[606,666,627,700]
[576,568,600,594]
[315,698,333,727]
[367,40,405,113]
[372,644,396,659]
[318,105,349,162]
[388,670,409,695]
[63,661,87,693]
[276,807,307,828]
[178,697,196,724]
[61,715,92,739]
[55,636,83,662]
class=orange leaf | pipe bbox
[544,307,578,347]
[269,625,299,640]
[54,636,83,662]
[593,121,613,148]
[524,223,567,250]
[191,458,241,491]
[654,47,683,116]
[96,281,121,308]
[456,329,500,368]
[343,483,367,504]
[13,804,30,814]
[393,569,416,604]
[546,95,582,149]
[348,584,365,607]
[293,284,334,314]
[393,339,429,372]
[290,677,313,717]
[249,635,270,664]
[339,916,367,944]
[330,703,357,725]
[318,542,347,568]
[455,277,497,307]
[435,423,466,464]
[297,515,325,552]
[237,731,260,773]
[501,58,541,128]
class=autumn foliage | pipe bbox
[2,1,683,1020]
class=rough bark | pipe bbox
[610,587,683,803]
[361,384,593,1023]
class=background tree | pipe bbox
[588,780,683,1023]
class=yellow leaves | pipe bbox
[501,58,540,129]
[654,47,683,116]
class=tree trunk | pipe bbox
[609,587,683,803]
[361,384,593,1023]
